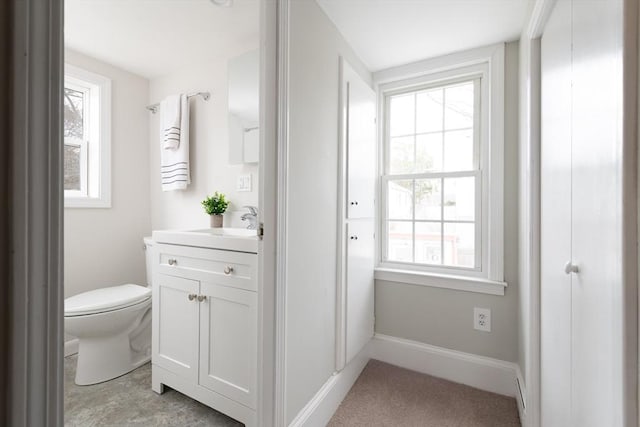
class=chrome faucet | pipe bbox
[241,206,258,230]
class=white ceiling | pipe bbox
[316,0,533,72]
[65,0,259,79]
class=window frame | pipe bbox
[382,77,483,273]
[64,64,111,208]
[63,80,90,198]
[374,44,506,295]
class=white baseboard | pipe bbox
[515,366,527,426]
[289,346,370,427]
[370,334,518,397]
[64,338,79,357]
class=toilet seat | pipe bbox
[65,284,151,317]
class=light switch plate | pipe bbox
[237,174,252,192]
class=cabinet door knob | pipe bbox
[188,294,196,301]
[564,261,579,275]
[224,266,234,275]
[350,201,359,206]
[168,258,177,266]
[197,295,207,302]
[350,235,358,240]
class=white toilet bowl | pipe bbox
[64,237,155,385]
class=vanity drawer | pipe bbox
[156,244,257,292]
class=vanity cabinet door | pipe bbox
[153,274,200,383]
[198,282,257,409]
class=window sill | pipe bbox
[374,267,507,296]
[65,197,111,209]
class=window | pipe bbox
[64,64,111,208]
[377,44,505,294]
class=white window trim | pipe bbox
[64,64,111,208]
[374,43,505,295]
[63,137,88,198]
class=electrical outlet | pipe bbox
[473,307,491,332]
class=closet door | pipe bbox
[570,0,623,424]
[541,0,625,425]
[336,58,376,370]
[345,62,376,219]
[540,1,572,424]
[345,220,375,364]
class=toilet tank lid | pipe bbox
[65,284,151,316]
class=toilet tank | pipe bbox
[143,237,155,287]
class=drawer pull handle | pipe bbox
[224,266,234,275]
[168,258,177,266]
[197,295,207,302]
[188,294,197,301]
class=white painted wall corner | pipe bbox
[288,345,370,427]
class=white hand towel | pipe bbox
[161,94,190,191]
[160,94,182,150]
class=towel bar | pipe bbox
[146,92,210,114]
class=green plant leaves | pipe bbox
[201,191,230,215]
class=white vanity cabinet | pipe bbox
[151,242,258,427]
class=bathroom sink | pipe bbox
[152,227,259,253]
[189,228,258,237]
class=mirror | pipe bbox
[228,49,259,164]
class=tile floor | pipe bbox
[64,355,243,427]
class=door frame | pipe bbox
[273,0,290,425]
[8,0,65,425]
[623,0,639,424]
[7,0,281,426]
[519,2,555,426]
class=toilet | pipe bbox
[64,237,155,385]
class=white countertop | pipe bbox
[152,228,259,254]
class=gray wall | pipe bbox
[64,50,151,298]
[286,0,372,423]
[375,41,520,363]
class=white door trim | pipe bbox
[10,0,65,424]
[335,56,347,373]
[519,1,556,426]
[274,0,290,425]
[259,0,279,425]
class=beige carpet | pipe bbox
[328,360,521,427]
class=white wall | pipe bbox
[64,49,151,298]
[149,52,259,231]
[286,0,372,422]
[374,41,521,363]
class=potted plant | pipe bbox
[201,192,230,228]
